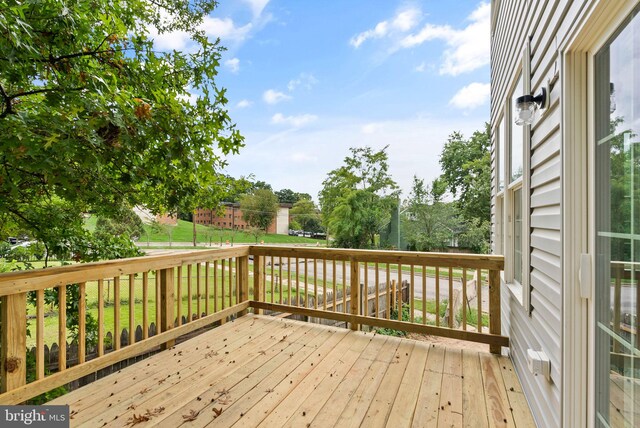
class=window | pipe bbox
[496,57,529,308]
[498,116,505,192]
[513,187,522,285]
[510,73,524,182]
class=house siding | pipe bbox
[491,1,592,426]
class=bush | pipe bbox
[28,242,46,260]
[8,246,31,262]
[0,241,11,258]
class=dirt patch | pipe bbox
[405,332,489,353]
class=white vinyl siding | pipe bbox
[491,1,589,427]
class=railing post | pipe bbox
[238,256,249,316]
[489,269,501,354]
[253,254,263,315]
[159,267,175,350]
[1,293,27,393]
[350,259,359,331]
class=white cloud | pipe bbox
[350,7,421,48]
[263,89,292,105]
[224,57,240,73]
[236,99,253,108]
[361,122,383,134]
[242,0,270,18]
[223,115,485,201]
[449,82,490,109]
[289,152,317,163]
[287,73,318,92]
[398,2,490,75]
[414,62,426,72]
[271,113,318,127]
[201,16,253,42]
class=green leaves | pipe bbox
[0,0,243,257]
[240,189,279,232]
[319,146,398,249]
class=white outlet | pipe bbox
[527,349,551,381]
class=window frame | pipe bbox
[500,42,531,311]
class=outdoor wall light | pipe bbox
[514,86,549,126]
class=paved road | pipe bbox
[259,256,490,310]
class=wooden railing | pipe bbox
[0,245,506,404]
[249,246,506,354]
[0,247,250,404]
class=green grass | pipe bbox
[138,219,320,245]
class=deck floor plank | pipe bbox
[255,330,372,427]
[96,319,306,427]
[438,347,463,428]
[497,355,537,428]
[385,341,430,428]
[307,334,391,428]
[46,314,533,428]
[332,336,402,428]
[462,349,489,428]
[155,322,324,427]
[283,332,387,428]
[411,344,445,428]
[360,339,416,428]
[64,317,266,425]
[227,324,352,427]
[479,352,514,427]
[196,325,339,427]
[52,316,255,412]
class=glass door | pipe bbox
[594,6,640,427]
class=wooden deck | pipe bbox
[49,314,535,427]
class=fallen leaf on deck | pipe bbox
[182,410,200,422]
[125,413,149,426]
[212,408,223,418]
[139,387,151,394]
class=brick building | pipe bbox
[195,203,290,234]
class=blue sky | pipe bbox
[153,1,490,201]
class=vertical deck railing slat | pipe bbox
[98,279,105,354]
[78,282,87,362]
[142,272,148,339]
[58,284,67,370]
[36,289,45,379]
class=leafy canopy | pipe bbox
[319,146,398,248]
[0,0,243,257]
[240,189,279,231]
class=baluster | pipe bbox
[177,266,182,326]
[115,276,122,347]
[36,289,45,379]
[59,284,67,370]
[435,267,440,327]
[422,266,427,325]
[489,269,501,354]
[79,282,87,361]
[142,273,148,339]
[129,275,135,345]
[98,279,105,354]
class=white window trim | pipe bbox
[501,43,531,310]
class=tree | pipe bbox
[240,189,278,231]
[275,189,297,204]
[438,124,491,222]
[0,0,243,260]
[95,205,144,241]
[438,125,491,251]
[290,199,322,232]
[319,146,399,248]
[402,176,460,252]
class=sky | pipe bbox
[153,1,491,201]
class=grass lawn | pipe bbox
[139,219,320,245]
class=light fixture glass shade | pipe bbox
[515,100,536,125]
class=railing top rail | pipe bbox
[0,246,249,296]
[248,246,504,270]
